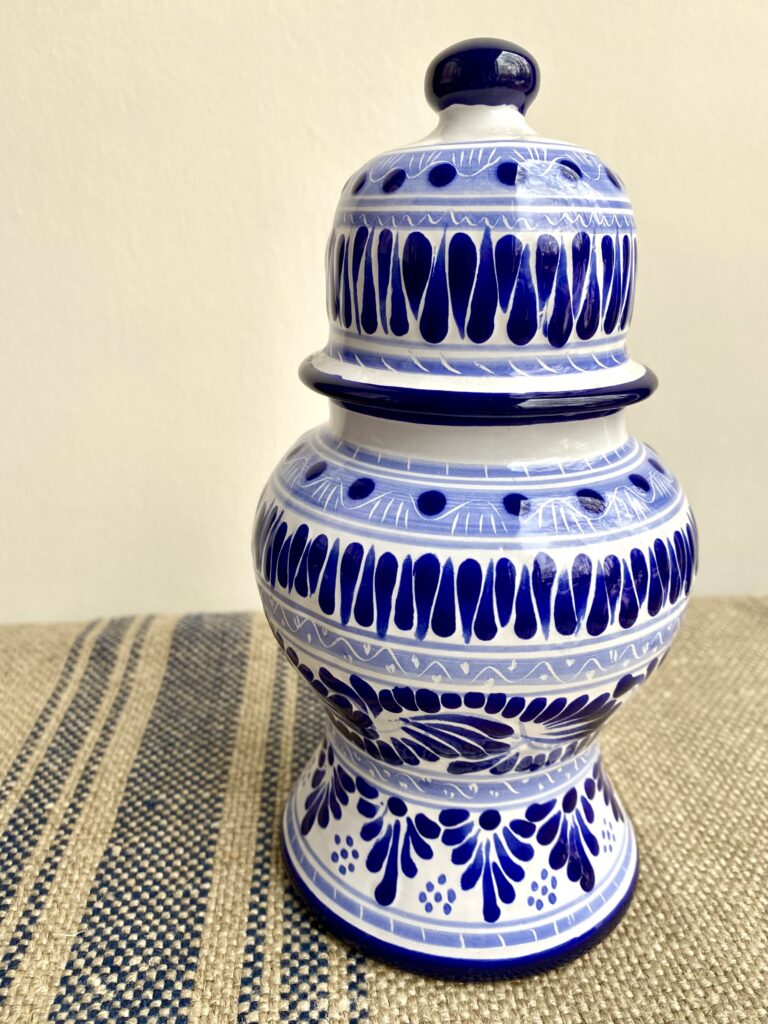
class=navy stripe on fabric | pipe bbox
[237,656,288,1020]
[0,618,131,943]
[0,620,100,811]
[347,951,369,1024]
[280,673,328,1022]
[0,618,152,1004]
[48,614,251,1023]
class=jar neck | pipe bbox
[327,405,628,465]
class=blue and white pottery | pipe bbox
[253,39,696,979]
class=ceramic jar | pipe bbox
[252,39,696,978]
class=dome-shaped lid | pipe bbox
[301,39,654,424]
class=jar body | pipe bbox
[253,406,696,977]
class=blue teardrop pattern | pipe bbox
[402,232,432,316]
[457,559,483,644]
[413,553,441,640]
[602,233,622,335]
[377,229,393,334]
[600,236,615,320]
[361,231,377,335]
[351,227,368,334]
[494,558,516,628]
[571,232,590,313]
[341,238,353,329]
[420,233,449,344]
[332,236,345,322]
[389,233,408,336]
[576,244,600,339]
[548,241,573,348]
[473,563,497,642]
[535,236,559,319]
[394,554,414,631]
[571,554,592,628]
[532,553,556,639]
[586,561,609,636]
[327,226,635,348]
[507,244,538,345]
[494,234,522,313]
[431,559,456,638]
[465,228,497,344]
[514,567,537,640]
[319,539,339,616]
[553,569,577,636]
[353,546,376,627]
[256,502,696,644]
[374,552,398,639]
[340,542,364,625]
[448,233,477,338]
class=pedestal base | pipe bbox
[282,734,638,979]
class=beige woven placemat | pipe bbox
[0,599,764,1022]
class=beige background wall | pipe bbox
[1,1,766,623]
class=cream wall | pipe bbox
[1,1,766,623]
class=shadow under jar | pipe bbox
[252,38,697,979]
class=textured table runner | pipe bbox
[0,599,765,1022]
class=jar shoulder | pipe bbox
[256,421,692,550]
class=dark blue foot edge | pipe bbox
[281,834,640,981]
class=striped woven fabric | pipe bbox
[0,600,764,1023]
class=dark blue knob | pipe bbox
[425,38,540,113]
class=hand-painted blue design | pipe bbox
[382,168,406,193]
[403,232,432,316]
[448,233,476,337]
[377,229,392,333]
[428,163,457,187]
[346,141,629,202]
[548,241,573,347]
[496,160,519,186]
[351,228,367,334]
[420,232,449,343]
[525,764,617,892]
[330,833,360,876]
[558,158,582,180]
[326,223,636,349]
[389,232,408,336]
[439,806,533,922]
[592,758,625,822]
[348,477,375,500]
[466,228,496,343]
[255,487,696,642]
[418,874,456,915]
[416,489,446,516]
[528,867,558,910]
[494,234,522,313]
[301,740,355,835]
[356,781,440,906]
[304,460,327,481]
[507,243,538,345]
[291,658,656,775]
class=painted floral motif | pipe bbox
[418,874,457,916]
[300,741,355,835]
[298,742,625,917]
[300,659,644,775]
[525,769,615,892]
[439,807,534,922]
[355,779,440,906]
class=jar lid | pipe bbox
[300,39,655,424]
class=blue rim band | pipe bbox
[300,359,657,426]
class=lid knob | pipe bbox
[425,38,540,113]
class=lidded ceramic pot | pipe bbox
[253,39,697,978]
